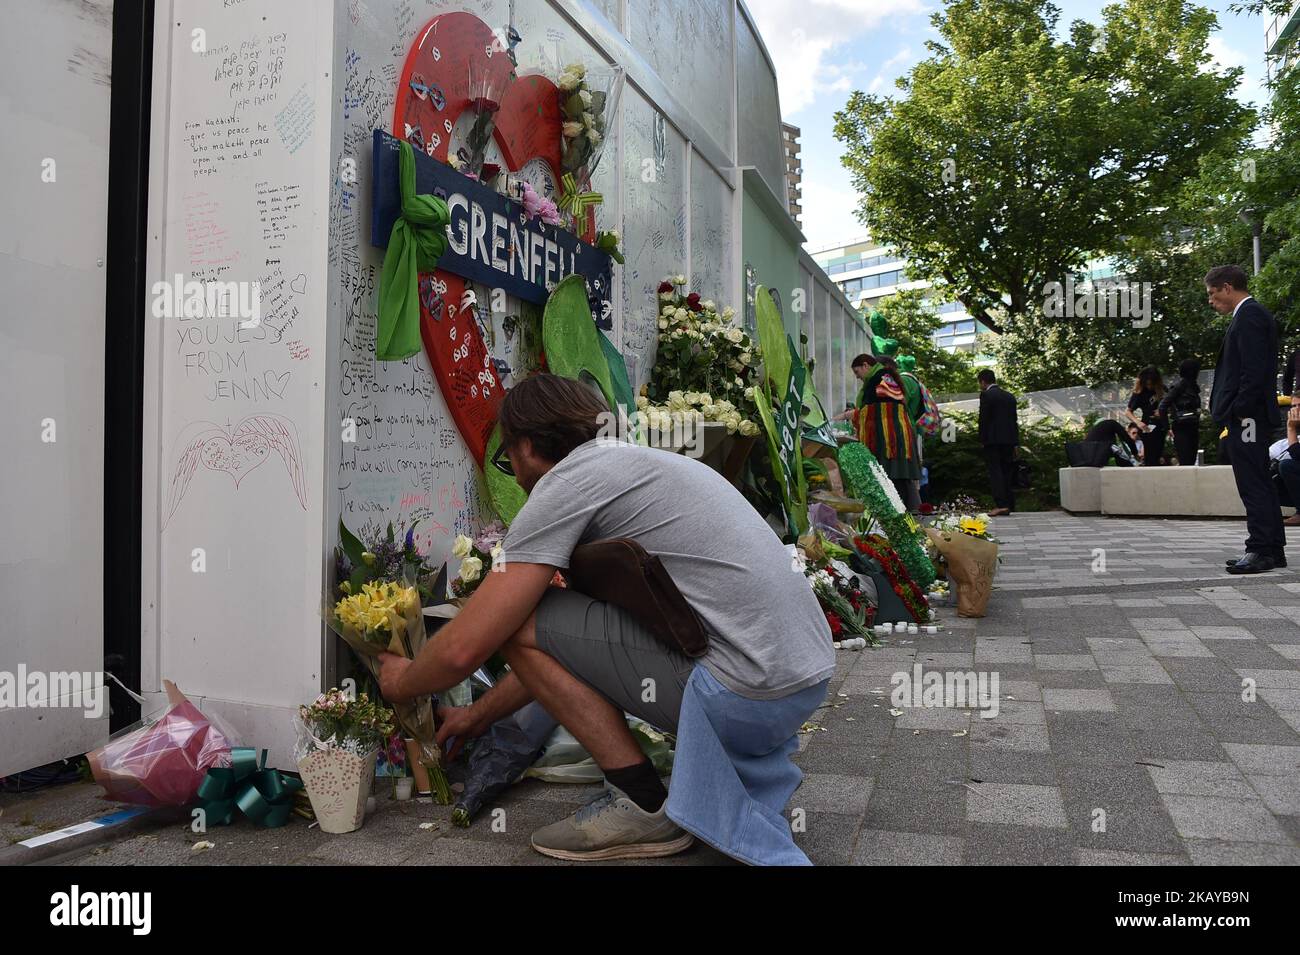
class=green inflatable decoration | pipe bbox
[836,441,936,588]
[749,287,810,539]
[866,307,918,373]
[755,285,791,394]
[483,275,640,525]
[543,275,620,409]
[484,424,528,524]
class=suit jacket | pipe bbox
[1209,298,1281,427]
[979,384,1020,446]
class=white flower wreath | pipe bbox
[867,454,907,515]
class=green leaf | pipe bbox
[755,286,790,394]
[339,519,367,569]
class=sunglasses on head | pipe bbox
[491,442,514,476]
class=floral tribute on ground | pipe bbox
[853,534,932,624]
[793,534,878,645]
[924,496,1000,618]
[328,520,453,803]
[293,690,395,834]
[836,441,937,588]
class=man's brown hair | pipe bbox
[851,353,876,369]
[1204,265,1249,291]
[497,373,609,463]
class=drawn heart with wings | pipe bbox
[164,414,307,528]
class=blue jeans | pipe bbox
[666,666,829,866]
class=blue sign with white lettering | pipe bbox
[371,129,613,328]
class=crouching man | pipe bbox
[377,374,833,864]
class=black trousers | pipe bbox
[1144,421,1168,464]
[1226,416,1286,559]
[983,444,1016,510]
[1172,419,1199,466]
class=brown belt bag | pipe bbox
[566,538,710,659]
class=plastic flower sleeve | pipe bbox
[322,584,452,804]
[86,680,234,808]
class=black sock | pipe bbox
[604,759,667,813]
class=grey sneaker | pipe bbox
[529,787,694,861]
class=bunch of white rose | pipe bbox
[647,275,763,431]
[634,392,761,437]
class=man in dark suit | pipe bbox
[1207,265,1287,574]
[978,369,1020,516]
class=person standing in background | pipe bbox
[1158,359,1203,465]
[889,356,925,512]
[1282,341,1300,399]
[1125,367,1168,466]
[1206,265,1286,574]
[852,353,921,506]
[977,369,1019,515]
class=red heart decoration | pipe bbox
[391,12,591,464]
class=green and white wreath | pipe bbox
[836,441,936,588]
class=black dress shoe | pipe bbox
[1226,553,1278,575]
[1226,554,1287,568]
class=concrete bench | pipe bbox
[1058,465,1279,518]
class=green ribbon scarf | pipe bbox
[376,140,451,361]
[195,747,303,828]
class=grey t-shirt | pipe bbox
[501,439,834,700]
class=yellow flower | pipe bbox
[958,517,988,537]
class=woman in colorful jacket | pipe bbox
[851,353,921,503]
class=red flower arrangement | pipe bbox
[826,611,844,638]
[686,292,702,312]
[657,280,674,294]
[854,534,930,623]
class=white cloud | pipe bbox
[799,178,870,252]
[867,46,914,96]
[1206,36,1247,73]
[745,0,926,115]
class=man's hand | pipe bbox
[1288,404,1300,441]
[377,652,413,703]
[435,704,486,763]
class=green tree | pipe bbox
[833,0,1250,349]
[871,288,981,396]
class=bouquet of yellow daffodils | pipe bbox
[326,580,451,803]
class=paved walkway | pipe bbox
[10,513,1299,865]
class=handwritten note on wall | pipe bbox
[275,84,315,154]
[164,11,318,532]
[254,179,302,250]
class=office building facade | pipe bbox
[809,236,984,353]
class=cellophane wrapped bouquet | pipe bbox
[325,581,452,804]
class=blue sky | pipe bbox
[743,0,1271,252]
